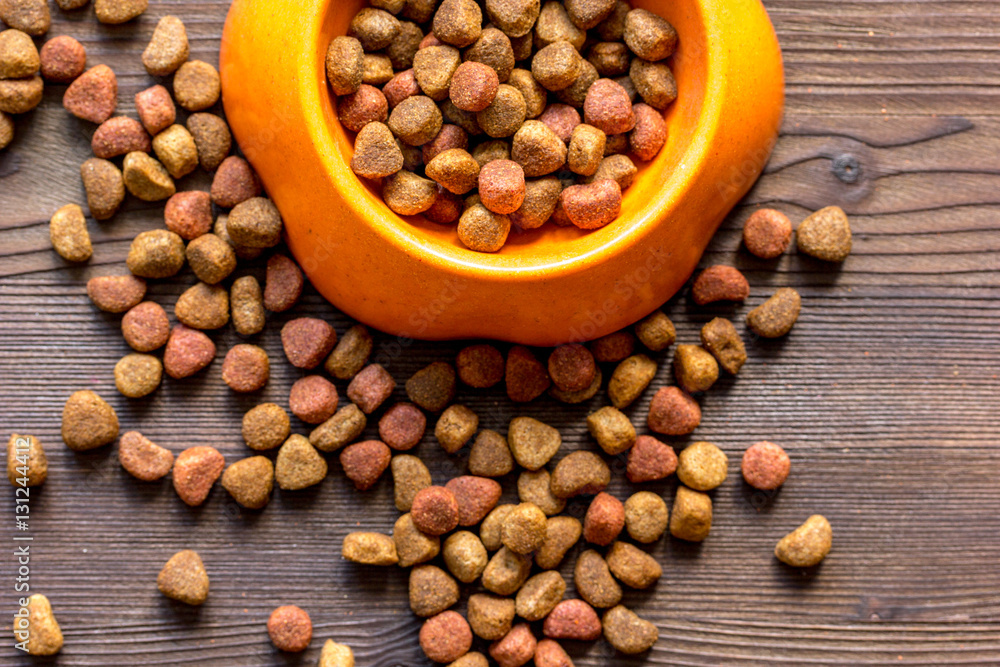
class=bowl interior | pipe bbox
[316,0,708,273]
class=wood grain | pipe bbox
[2,1,1000,665]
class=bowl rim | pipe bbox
[302,0,721,280]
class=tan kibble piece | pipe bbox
[349,7,400,51]
[532,41,582,92]
[94,0,147,24]
[550,451,610,498]
[468,594,515,641]
[603,605,658,655]
[624,8,677,61]
[434,404,478,453]
[0,29,40,79]
[212,156,262,208]
[515,570,566,621]
[567,124,607,176]
[509,176,561,229]
[319,640,355,667]
[0,110,12,149]
[508,416,561,470]
[0,0,49,36]
[229,275,265,335]
[48,203,91,262]
[157,550,209,605]
[797,205,852,262]
[673,344,719,394]
[517,469,565,516]
[534,639,573,667]
[275,434,328,490]
[0,74,43,114]
[468,429,513,477]
[443,530,488,582]
[123,151,175,201]
[182,112,230,172]
[221,456,274,509]
[485,0,539,38]
[477,84,526,139]
[586,406,635,455]
[342,532,399,566]
[555,59,599,108]
[143,15,187,75]
[351,121,403,179]
[7,434,47,487]
[432,0,482,48]
[361,53,393,86]
[747,287,802,338]
[186,234,235,285]
[14,594,62,655]
[677,441,728,491]
[173,60,220,111]
[227,197,282,249]
[701,317,746,375]
[607,354,656,409]
[114,353,162,398]
[565,0,616,29]
[410,566,460,617]
[624,490,669,543]
[574,549,622,608]
[458,203,511,252]
[426,148,481,195]
[394,513,441,567]
[79,158,124,220]
[630,58,677,109]
[634,310,675,351]
[506,68,546,119]
[152,124,198,179]
[597,1,630,40]
[311,403,367,453]
[606,541,661,589]
[412,45,461,102]
[175,282,229,330]
[384,170,439,215]
[61,390,118,451]
[242,403,290,451]
[775,515,833,567]
[482,546,532,595]
[465,28,515,83]
[501,501,547,554]
[536,2,585,50]
[588,42,630,77]
[670,485,712,542]
[324,325,372,380]
[535,516,581,569]
[511,120,567,177]
[588,154,637,190]
[480,504,516,551]
[388,21,422,69]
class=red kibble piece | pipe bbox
[590,331,635,363]
[457,343,504,388]
[210,156,261,208]
[347,364,396,414]
[378,402,426,451]
[626,435,678,483]
[91,116,151,159]
[164,191,213,240]
[560,179,622,230]
[538,103,580,144]
[691,265,750,305]
[86,274,147,313]
[535,639,574,667]
[339,439,392,490]
[543,600,602,641]
[490,623,537,667]
[263,253,304,312]
[383,69,422,109]
[478,159,525,215]
[450,61,500,113]
[422,124,469,163]
[647,386,701,436]
[419,33,443,49]
[135,84,176,136]
[743,208,793,259]
[63,64,118,124]
[410,485,460,536]
[629,103,667,162]
[40,35,86,83]
[505,345,551,402]
[548,343,596,392]
[583,491,624,546]
[741,441,791,490]
[338,84,389,132]
[420,611,473,664]
[424,186,463,224]
[172,446,225,506]
[222,344,270,392]
[121,301,170,352]
[163,324,216,379]
[267,605,312,653]
[445,476,502,526]
[289,375,339,424]
[281,318,337,369]
[584,79,636,136]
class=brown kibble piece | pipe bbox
[0,74,42,114]
[458,203,510,252]
[91,117,150,159]
[634,310,675,351]
[583,492,624,546]
[152,124,198,179]
[61,390,118,451]
[87,274,145,313]
[173,60,220,111]
[221,344,269,392]
[311,404,367,453]
[261,254,302,314]
[588,42,630,77]
[221,456,274,509]
[554,59,598,109]
[339,440,391,490]
[456,344,503,388]
[775,515,832,567]
[468,594,515,641]
[413,45,461,102]
[142,15,187,75]
[347,364,395,413]
[742,441,791,490]
[422,124,468,163]
[15,594,62,656]
[390,96,444,147]
[567,124,606,176]
[157,550,209,605]
[516,570,566,622]
[228,197,282,249]
[0,0,49,36]
[395,513,441,567]
[534,639,574,667]
[673,344,719,394]
[432,0,481,48]
[175,282,229,330]
[565,0,616,29]
[322,325,371,380]
[267,605,312,653]
[480,505,515,549]
[550,451,609,498]
[531,41,582,92]
[508,416,561,470]
[420,611,473,663]
[543,600,601,641]
[122,301,169,352]
[478,159,525,214]
[797,205,852,262]
[211,156,261,208]
[384,69,421,109]
[343,532,399,566]
[482,546,532,595]
[647,386,700,435]
[49,203,91,262]
[575,549,621,608]
[186,112,231,170]
[586,406,635,455]
[477,84,526,139]
[560,179,621,229]
[512,120,567,178]
[626,435,676,484]
[443,531,488,583]
[588,154,637,190]
[114,353,162,398]
[289,375,339,424]
[505,346,551,402]
[468,430,513,478]
[606,541,660,589]
[391,453,432,511]
[501,501,547,554]
[744,208,793,259]
[701,317,746,375]
[0,29,39,79]
[624,8,677,61]
[242,403,291,451]
[465,27,515,83]
[507,68,546,118]
[173,446,225,506]
[94,0,147,24]
[134,85,175,137]
[677,441,728,491]
[535,516,581,570]
[389,20,423,69]
[517,469,565,516]
[350,7,400,52]
[163,325,215,379]
[670,485,712,542]
[409,565,459,616]
[435,404,478,453]
[485,0,539,37]
[7,434,47,487]
[692,265,750,305]
[547,344,595,392]
[187,234,236,285]
[603,605,658,655]
[228,276,264,335]
[378,402,426,451]
[276,434,329,490]
[607,354,656,409]
[326,36,365,96]
[623,490,669,543]
[123,152,176,201]
[490,623,537,667]
[118,431,173,481]
[427,148,481,195]
[39,35,85,83]
[384,169,439,215]
[63,65,116,123]
[630,58,677,109]
[509,176,561,229]
[406,361,456,412]
[536,1,585,50]
[747,287,802,338]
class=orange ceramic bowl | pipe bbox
[220,0,783,345]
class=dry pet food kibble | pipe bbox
[379,403,426,451]
[87,274,146,313]
[80,158,125,220]
[14,594,62,656]
[61,390,118,451]
[670,485,712,542]
[420,611,473,663]
[40,35,85,83]
[634,310,675,351]
[394,513,440,567]
[446,475,501,525]
[673,344,719,393]
[677,441,728,491]
[7,434,47,487]
[311,403,367,453]
[173,446,225,506]
[164,325,216,379]
[221,344,270,392]
[0,30,37,80]
[692,265,750,305]
[165,191,213,240]
[505,346,551,402]
[319,640,356,667]
[606,541,661,589]
[157,550,209,605]
[327,36,364,96]
[469,429,514,477]
[550,451,610,498]
[517,469,565,516]
[343,531,399,565]
[575,549,622,608]
[347,363,396,413]
[747,287,802,338]
[221,456,274,509]
[490,623,537,667]
[338,439,389,490]
[268,605,312,653]
[602,605,658,655]
[383,170,438,215]
[436,404,479,453]
[264,253,303,312]
[212,156,261,208]
[516,570,566,621]
[118,431,173,482]
[623,490,669,543]
[91,117,151,159]
[49,204,91,263]
[243,403,290,451]
[123,151,176,201]
[468,594,515,640]
[543,600,602,641]
[63,65,117,123]
[534,639,574,667]
[647,386,700,435]
[482,546,532,595]
[626,435,677,484]
[535,516,581,569]
[797,206,852,262]
[701,317,746,375]
[114,353,163,398]
[281,318,337,369]
[326,324,373,379]
[508,416,561,470]
[276,434,329,490]
[187,113,231,171]
[744,208,792,259]
[135,85,176,135]
[289,375,339,424]
[775,515,833,567]
[412,485,460,536]
[187,234,236,285]
[406,361,456,412]
[0,74,43,115]
[586,406,635,455]
[502,502,548,554]
[443,531,488,582]
[456,343,504,388]
[458,203,511,252]
[173,60,220,111]
[176,283,230,330]
[143,15,188,76]
[742,440,791,490]
[152,124,198,179]
[607,354,656,408]
[409,564,459,616]
[583,491,624,546]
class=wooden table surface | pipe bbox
[2,1,999,665]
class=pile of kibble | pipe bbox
[4,0,856,663]
[328,0,679,253]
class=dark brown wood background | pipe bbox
[2,1,999,665]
